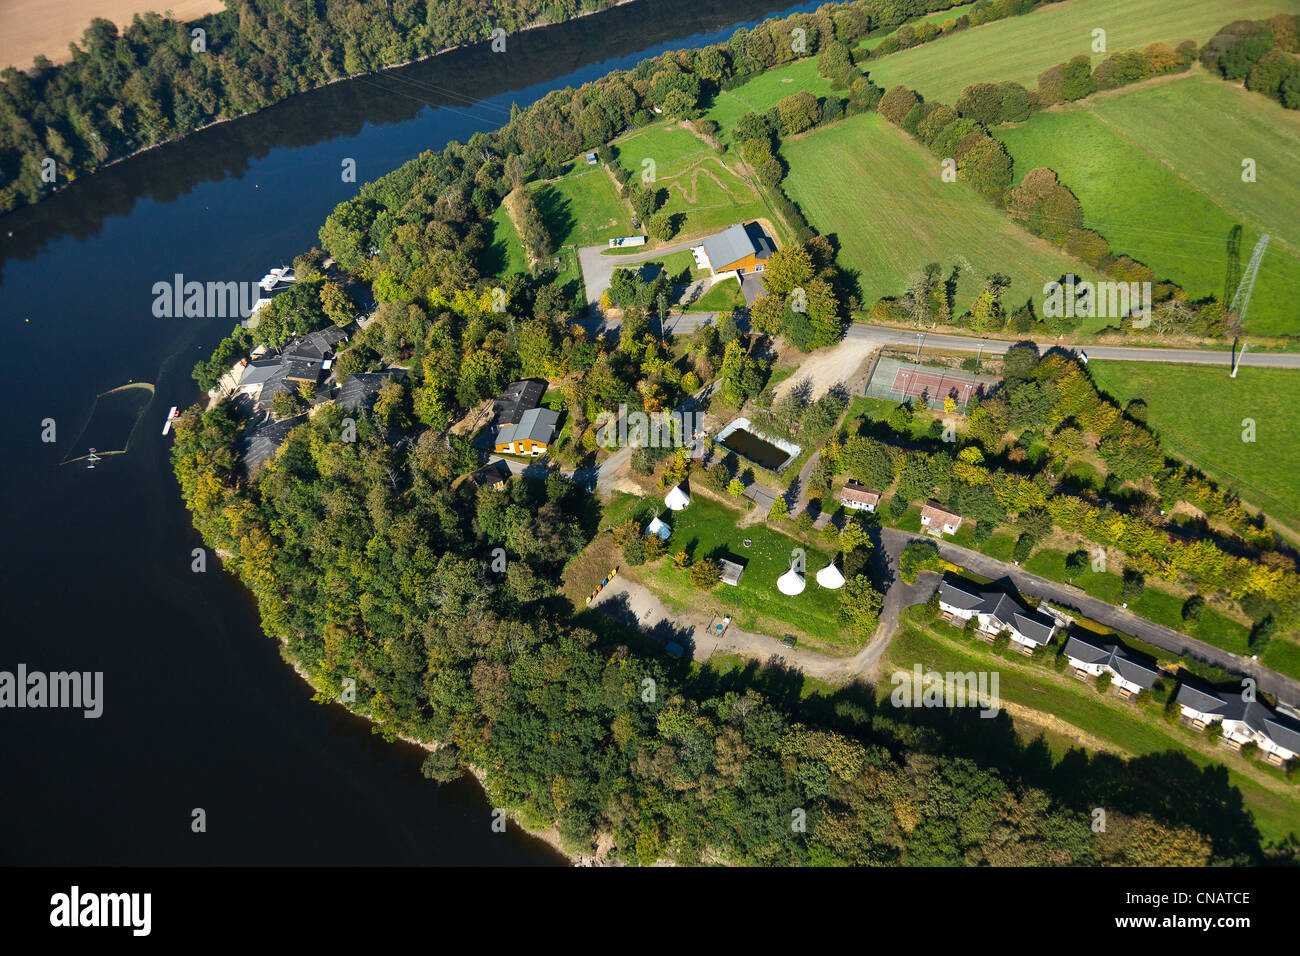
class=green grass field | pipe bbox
[685,276,745,312]
[996,75,1300,335]
[614,121,769,239]
[483,204,528,277]
[860,0,1287,102]
[858,2,975,50]
[781,111,1105,320]
[636,495,853,649]
[704,57,834,143]
[531,163,632,248]
[1088,361,1300,536]
[886,623,1300,843]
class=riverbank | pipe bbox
[281,655,609,866]
[3,0,646,217]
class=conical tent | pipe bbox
[646,516,671,540]
[816,561,845,590]
[664,484,690,511]
[777,567,805,595]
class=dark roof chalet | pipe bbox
[283,326,348,364]
[1062,631,1160,689]
[255,363,295,408]
[492,379,547,427]
[938,574,1057,645]
[240,414,307,472]
[337,369,407,414]
[1174,682,1300,751]
[465,460,511,490]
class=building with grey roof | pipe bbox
[1062,631,1161,695]
[337,369,406,414]
[494,406,559,456]
[240,414,307,473]
[938,574,1058,649]
[283,326,348,365]
[1175,681,1300,764]
[698,223,775,278]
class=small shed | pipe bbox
[719,559,745,587]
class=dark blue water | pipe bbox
[0,0,818,865]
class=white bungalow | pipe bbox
[664,484,690,511]
[1175,683,1300,765]
[938,575,1057,650]
[1062,631,1160,697]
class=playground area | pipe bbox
[864,356,999,411]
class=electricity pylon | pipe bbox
[1228,235,1268,378]
[1228,234,1269,328]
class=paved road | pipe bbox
[878,528,1300,709]
[847,324,1300,369]
[577,236,704,308]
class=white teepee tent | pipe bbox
[777,566,806,595]
[646,515,671,540]
[664,484,690,511]
[816,560,846,590]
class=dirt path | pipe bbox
[773,339,873,403]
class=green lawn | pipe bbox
[615,121,713,172]
[1088,361,1300,535]
[483,204,528,277]
[531,163,632,248]
[636,495,855,649]
[860,0,1287,102]
[704,57,834,143]
[685,276,745,313]
[858,3,976,50]
[1263,639,1300,684]
[885,623,1300,844]
[614,121,769,240]
[996,76,1300,336]
[782,111,1104,321]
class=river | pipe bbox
[0,0,821,866]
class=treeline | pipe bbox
[0,0,602,215]
[1201,14,1300,109]
[859,0,1051,60]
[169,383,1243,865]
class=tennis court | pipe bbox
[864,356,999,410]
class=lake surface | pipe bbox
[0,0,819,865]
